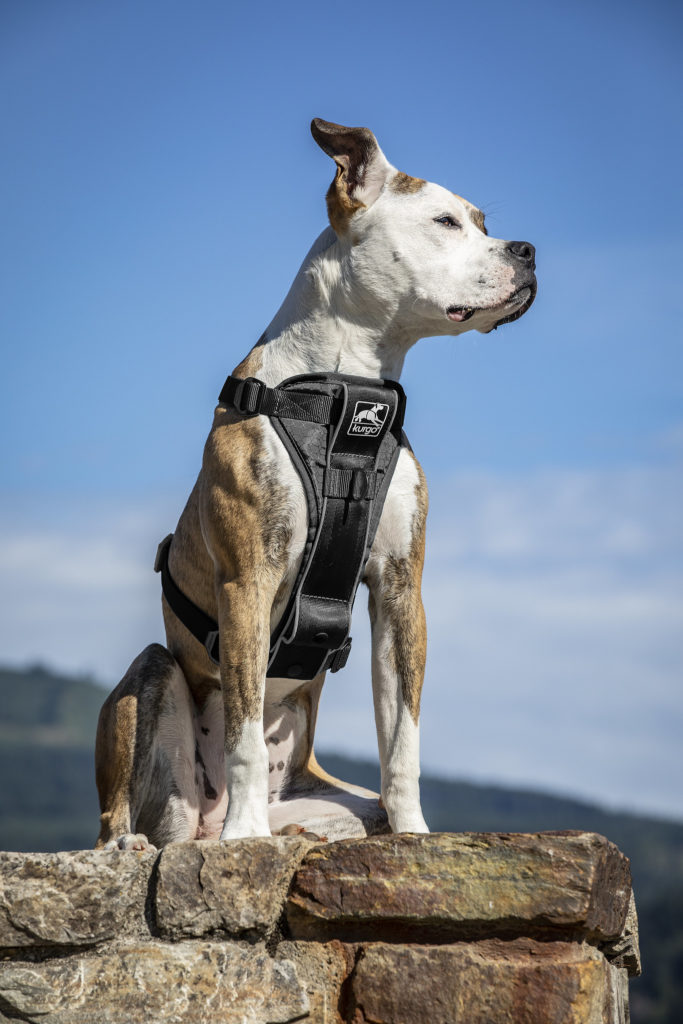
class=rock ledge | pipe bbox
[0,831,639,1023]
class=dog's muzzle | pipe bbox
[493,240,537,327]
[493,278,537,327]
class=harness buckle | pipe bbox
[232,377,266,416]
[328,636,352,673]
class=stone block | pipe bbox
[0,850,153,950]
[287,832,632,944]
[0,941,308,1024]
[278,939,353,1022]
[601,890,641,978]
[155,836,312,940]
[346,940,629,1024]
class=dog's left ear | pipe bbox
[311,118,393,235]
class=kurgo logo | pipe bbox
[347,401,390,437]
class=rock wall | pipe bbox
[0,832,640,1023]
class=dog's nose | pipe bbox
[507,240,536,268]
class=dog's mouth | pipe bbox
[447,279,537,329]
[446,306,476,322]
[492,280,537,328]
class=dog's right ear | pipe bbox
[311,118,393,235]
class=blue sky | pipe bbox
[1,1,682,818]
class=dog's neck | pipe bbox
[251,228,420,385]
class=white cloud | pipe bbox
[1,466,682,820]
[0,495,170,681]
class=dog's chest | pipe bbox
[260,417,420,630]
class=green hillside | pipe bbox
[0,664,104,747]
[0,664,680,1022]
[0,665,106,851]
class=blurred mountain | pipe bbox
[0,663,680,1021]
[0,663,104,747]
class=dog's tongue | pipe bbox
[447,308,469,322]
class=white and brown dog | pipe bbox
[95,119,536,850]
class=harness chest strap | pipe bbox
[155,371,408,680]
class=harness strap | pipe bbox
[154,525,356,674]
[154,534,220,663]
[323,466,378,500]
[157,371,407,681]
[219,375,338,424]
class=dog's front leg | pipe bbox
[369,578,429,834]
[367,462,430,834]
[216,578,273,839]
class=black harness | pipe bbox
[155,371,408,681]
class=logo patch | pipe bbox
[347,401,390,437]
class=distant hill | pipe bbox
[0,663,104,747]
[0,664,680,1022]
[0,664,106,852]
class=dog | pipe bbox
[95,118,536,850]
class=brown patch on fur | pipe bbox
[300,673,353,790]
[390,171,426,194]
[95,692,138,846]
[94,644,193,848]
[163,342,289,728]
[373,456,429,724]
[326,164,366,235]
[164,409,295,752]
[232,340,266,379]
[452,192,488,235]
[306,749,357,790]
[469,207,488,234]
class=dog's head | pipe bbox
[311,118,536,336]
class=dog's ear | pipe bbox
[311,118,393,235]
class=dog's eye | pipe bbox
[434,215,461,229]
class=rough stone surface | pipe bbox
[0,850,153,950]
[347,940,629,1024]
[278,940,352,1022]
[601,890,642,978]
[155,837,313,940]
[0,833,637,1022]
[0,941,308,1024]
[287,832,632,944]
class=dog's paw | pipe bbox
[219,823,272,840]
[392,819,430,835]
[387,810,430,834]
[103,833,157,853]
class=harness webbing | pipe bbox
[155,534,221,663]
[156,371,407,680]
[218,375,339,424]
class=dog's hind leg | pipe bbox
[95,644,200,851]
